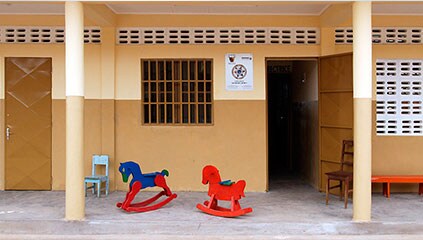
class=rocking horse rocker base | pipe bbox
[196,196,253,218]
[117,192,177,213]
[117,185,177,213]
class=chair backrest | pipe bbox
[340,140,353,171]
[92,154,109,176]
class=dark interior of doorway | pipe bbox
[267,60,318,190]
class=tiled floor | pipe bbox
[1,178,423,239]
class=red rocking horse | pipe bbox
[196,165,253,217]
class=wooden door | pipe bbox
[5,57,52,190]
[319,53,353,191]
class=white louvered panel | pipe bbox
[0,26,101,44]
[217,28,242,44]
[168,29,192,44]
[334,28,353,44]
[268,29,292,44]
[84,27,101,43]
[143,29,166,44]
[336,27,423,45]
[376,59,423,136]
[117,28,139,44]
[243,28,267,44]
[116,27,320,45]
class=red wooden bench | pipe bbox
[371,175,423,198]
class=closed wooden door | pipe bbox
[5,57,52,190]
[319,53,353,191]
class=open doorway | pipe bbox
[267,59,319,190]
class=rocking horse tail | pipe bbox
[234,180,247,198]
[155,170,173,196]
[160,169,169,177]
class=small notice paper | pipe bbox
[225,53,253,91]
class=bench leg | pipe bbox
[419,183,423,195]
[387,182,391,198]
[382,183,387,197]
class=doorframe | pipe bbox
[265,57,319,191]
[0,57,4,190]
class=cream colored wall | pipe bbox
[0,44,106,190]
[115,12,321,101]
[3,11,423,192]
[114,44,320,191]
[320,13,423,193]
[372,45,423,187]
[0,14,96,26]
[116,45,320,101]
[0,44,63,190]
[117,14,319,28]
[113,14,321,191]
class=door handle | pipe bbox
[6,127,11,141]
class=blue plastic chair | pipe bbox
[84,155,109,197]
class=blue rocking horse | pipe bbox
[116,161,177,212]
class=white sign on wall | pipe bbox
[225,53,253,91]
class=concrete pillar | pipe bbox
[352,1,372,222]
[65,1,85,220]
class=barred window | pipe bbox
[141,59,213,125]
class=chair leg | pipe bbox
[344,180,349,209]
[84,182,87,197]
[97,181,101,198]
[106,179,109,196]
[339,180,343,201]
[326,179,330,205]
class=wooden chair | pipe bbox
[325,140,353,208]
[84,155,109,197]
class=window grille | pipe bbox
[376,59,423,135]
[141,59,213,125]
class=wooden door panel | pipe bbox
[321,92,353,127]
[320,54,353,91]
[319,53,353,190]
[5,57,52,190]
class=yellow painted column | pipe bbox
[352,1,372,222]
[65,1,85,220]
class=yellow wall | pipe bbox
[115,100,266,191]
[2,11,423,192]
